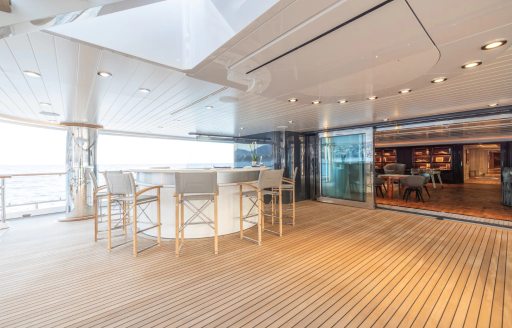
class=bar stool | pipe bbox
[279,167,298,226]
[239,169,284,245]
[87,169,108,242]
[103,171,161,256]
[174,171,218,256]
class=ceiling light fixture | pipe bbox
[488,103,499,107]
[481,40,507,50]
[23,70,41,78]
[431,77,447,83]
[138,88,151,94]
[398,89,412,94]
[312,100,321,105]
[205,105,214,109]
[39,102,51,107]
[97,71,112,78]
[337,99,348,104]
[461,61,482,69]
[367,96,378,100]
[39,111,60,117]
[240,127,244,130]
[383,118,389,122]
[288,98,298,103]
[288,120,294,124]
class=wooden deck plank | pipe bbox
[0,201,510,328]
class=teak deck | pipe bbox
[0,201,511,327]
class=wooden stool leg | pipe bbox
[132,199,138,257]
[239,185,243,239]
[214,194,218,255]
[157,189,161,245]
[257,191,262,245]
[271,194,275,226]
[279,187,283,237]
[180,198,185,244]
[292,185,296,226]
[94,193,98,242]
[107,195,112,250]
[175,194,180,256]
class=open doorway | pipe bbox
[463,144,501,184]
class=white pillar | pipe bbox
[60,123,101,222]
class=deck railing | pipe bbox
[0,172,67,225]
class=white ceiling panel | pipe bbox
[0,1,510,140]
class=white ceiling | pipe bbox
[0,0,511,139]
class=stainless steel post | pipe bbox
[60,123,101,221]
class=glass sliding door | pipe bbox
[318,128,374,208]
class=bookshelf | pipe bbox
[412,146,453,171]
[413,147,431,170]
[431,146,452,170]
[375,148,397,169]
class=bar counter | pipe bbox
[131,167,266,239]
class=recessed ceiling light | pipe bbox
[481,40,507,50]
[337,99,348,104]
[97,71,112,78]
[367,96,378,100]
[288,98,298,103]
[312,100,321,105]
[288,120,294,124]
[488,103,499,107]
[383,118,389,122]
[138,88,151,94]
[39,111,60,117]
[23,70,41,78]
[398,89,412,94]
[205,105,214,109]
[39,102,51,107]
[431,77,447,83]
[240,127,244,130]
[461,61,482,69]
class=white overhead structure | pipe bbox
[0,0,510,138]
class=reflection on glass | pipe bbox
[320,134,366,202]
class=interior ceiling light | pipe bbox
[481,40,507,50]
[205,105,214,109]
[383,118,389,122]
[39,111,60,117]
[138,88,151,94]
[276,125,288,129]
[461,60,482,69]
[97,71,112,78]
[288,98,298,103]
[312,100,321,105]
[398,89,412,94]
[431,77,447,83]
[23,70,41,78]
[39,102,51,107]
[288,120,294,124]
[367,96,378,100]
[488,103,499,107]
[337,99,348,104]
[240,127,244,130]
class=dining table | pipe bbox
[378,174,410,198]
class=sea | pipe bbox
[0,163,232,214]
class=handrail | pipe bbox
[1,172,67,223]
[0,172,66,177]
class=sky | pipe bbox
[0,121,234,167]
